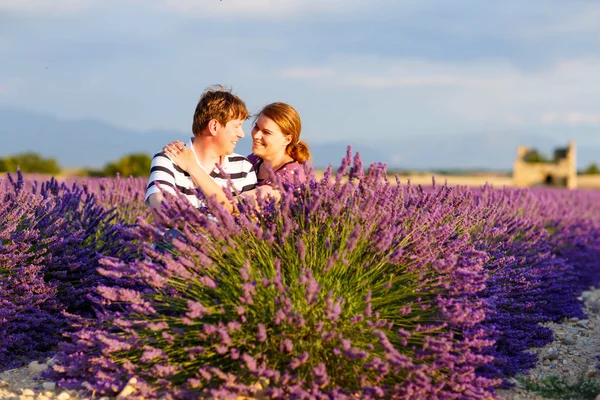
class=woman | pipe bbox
[163,102,310,213]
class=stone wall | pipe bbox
[513,140,577,188]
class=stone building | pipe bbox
[512,140,577,188]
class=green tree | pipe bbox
[102,153,152,177]
[581,163,599,175]
[0,152,60,174]
[523,150,549,163]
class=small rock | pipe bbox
[562,335,576,345]
[117,377,138,399]
[543,359,551,366]
[22,388,35,396]
[42,382,56,391]
[38,395,51,400]
[0,380,8,388]
[56,392,71,400]
[544,349,559,360]
[576,320,589,329]
[28,361,48,374]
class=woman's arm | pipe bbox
[163,142,236,213]
[239,185,281,203]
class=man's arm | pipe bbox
[145,152,178,223]
[163,144,236,213]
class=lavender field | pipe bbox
[1,152,599,400]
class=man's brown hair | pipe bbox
[192,85,249,135]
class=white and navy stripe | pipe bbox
[145,141,257,208]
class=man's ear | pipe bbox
[208,119,220,136]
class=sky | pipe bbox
[1,0,600,149]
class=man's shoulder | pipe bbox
[225,152,252,163]
[151,150,170,162]
[150,151,189,176]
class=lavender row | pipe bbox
[0,172,138,369]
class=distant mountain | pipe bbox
[0,107,188,169]
[1,107,598,170]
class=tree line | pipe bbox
[0,153,152,177]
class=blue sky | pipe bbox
[1,0,600,148]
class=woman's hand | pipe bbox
[163,141,196,172]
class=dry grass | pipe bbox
[313,170,600,189]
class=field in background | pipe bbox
[12,168,600,189]
[313,170,600,189]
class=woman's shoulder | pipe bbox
[277,160,306,183]
[247,153,262,167]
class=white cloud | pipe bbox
[280,67,334,79]
[347,75,493,89]
[0,0,93,14]
[279,55,600,126]
[504,114,524,125]
[279,56,516,90]
[159,0,362,18]
[530,4,600,35]
[541,111,600,126]
[0,78,21,95]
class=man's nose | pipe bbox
[238,128,245,138]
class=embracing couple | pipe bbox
[144,84,310,215]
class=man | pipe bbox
[145,85,257,212]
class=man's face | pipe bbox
[216,118,245,155]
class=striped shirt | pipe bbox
[145,139,257,208]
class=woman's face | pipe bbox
[251,114,291,161]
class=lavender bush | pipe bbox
[75,174,150,225]
[0,171,136,369]
[50,154,499,399]
[467,187,585,379]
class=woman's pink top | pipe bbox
[247,154,306,188]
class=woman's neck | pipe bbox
[262,153,293,171]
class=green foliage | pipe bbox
[581,163,600,175]
[81,153,152,177]
[104,153,152,177]
[0,152,60,174]
[523,150,550,164]
[517,374,600,399]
